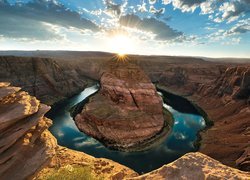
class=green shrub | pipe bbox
[44,165,102,180]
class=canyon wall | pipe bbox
[0,56,95,105]
[150,64,250,171]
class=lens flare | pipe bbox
[115,53,128,62]
[108,34,134,56]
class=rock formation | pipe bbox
[154,65,250,171]
[196,66,250,171]
[0,56,250,179]
[75,60,171,150]
[0,82,137,179]
[130,152,250,180]
[0,56,94,105]
[0,53,249,173]
[198,66,250,100]
[0,82,56,179]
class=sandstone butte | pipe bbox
[0,82,250,179]
[75,60,172,151]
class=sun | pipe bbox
[108,34,134,56]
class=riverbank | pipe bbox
[155,72,250,171]
[70,84,174,152]
[156,84,212,150]
[47,84,207,173]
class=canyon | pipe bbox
[0,52,249,179]
[0,82,249,179]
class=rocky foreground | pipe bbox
[0,83,250,180]
[0,82,249,179]
[0,82,137,179]
[130,152,250,180]
[75,61,171,151]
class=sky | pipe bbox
[0,0,249,58]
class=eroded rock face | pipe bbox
[198,66,250,100]
[131,152,250,180]
[0,82,137,180]
[0,82,56,179]
[0,56,94,105]
[75,61,168,150]
[156,65,250,171]
[236,147,250,171]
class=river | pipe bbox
[46,84,206,174]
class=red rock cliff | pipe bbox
[75,61,170,150]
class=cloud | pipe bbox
[162,0,171,5]
[137,2,147,12]
[119,14,183,41]
[104,0,122,17]
[73,137,85,141]
[0,14,62,40]
[222,37,241,45]
[224,19,250,35]
[173,132,187,140]
[0,0,99,40]
[200,0,216,14]
[162,0,250,23]
[215,0,250,23]
[149,0,157,4]
[74,138,99,148]
[205,19,250,45]
[163,0,206,12]
[149,6,166,18]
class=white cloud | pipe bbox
[224,18,250,35]
[200,0,215,14]
[137,2,147,12]
[162,0,171,5]
[222,37,241,45]
[214,17,223,23]
[74,138,99,148]
[214,0,250,23]
[171,0,205,12]
[149,0,157,4]
[149,6,165,17]
[174,132,187,140]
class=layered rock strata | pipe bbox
[0,82,137,179]
[75,61,170,150]
[156,65,250,171]
[0,56,94,105]
[0,83,249,180]
[0,82,56,179]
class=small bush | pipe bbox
[43,165,102,180]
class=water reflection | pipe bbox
[47,85,206,174]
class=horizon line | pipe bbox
[0,50,249,59]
